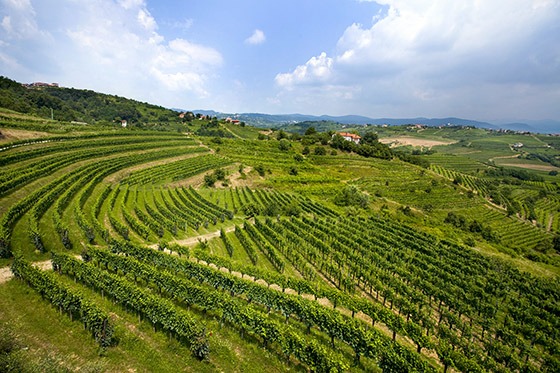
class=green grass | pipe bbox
[0,276,307,372]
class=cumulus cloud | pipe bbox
[0,0,223,106]
[275,52,333,87]
[137,8,157,31]
[275,0,560,119]
[245,29,266,45]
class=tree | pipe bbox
[360,131,379,146]
[263,202,280,217]
[283,201,301,217]
[302,146,310,155]
[278,139,291,151]
[242,203,262,217]
[204,173,217,187]
[255,164,266,177]
[304,126,317,136]
[276,130,288,140]
[334,185,369,208]
[314,146,326,155]
[553,235,560,252]
[214,168,226,180]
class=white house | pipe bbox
[337,132,361,144]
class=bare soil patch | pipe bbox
[0,128,51,144]
[499,163,559,171]
[379,136,456,148]
[148,226,235,248]
[228,166,254,188]
[488,154,520,162]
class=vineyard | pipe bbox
[1,120,559,372]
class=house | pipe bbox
[22,82,59,88]
[179,112,186,119]
[225,118,241,124]
[337,132,361,144]
[513,142,523,148]
[121,120,127,128]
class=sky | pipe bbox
[0,0,559,122]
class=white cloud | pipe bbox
[117,0,145,10]
[0,0,224,106]
[1,15,10,33]
[275,52,333,87]
[137,8,157,31]
[0,0,47,40]
[275,0,560,119]
[245,29,266,45]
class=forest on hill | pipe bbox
[0,76,184,126]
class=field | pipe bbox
[0,111,559,372]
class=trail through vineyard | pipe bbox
[0,255,81,283]
[1,226,237,283]
[148,225,236,249]
[0,260,52,283]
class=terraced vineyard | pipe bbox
[1,123,559,373]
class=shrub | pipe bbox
[278,138,291,151]
[314,146,327,155]
[255,164,266,177]
[334,185,369,208]
[204,173,217,187]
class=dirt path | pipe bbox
[531,134,546,145]
[499,162,559,171]
[488,154,520,162]
[0,260,53,284]
[148,225,236,248]
[219,124,242,139]
[195,138,216,153]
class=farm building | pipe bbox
[337,132,361,144]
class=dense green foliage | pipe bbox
[0,76,185,126]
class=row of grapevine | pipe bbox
[10,257,113,348]
[109,239,433,372]
[121,154,230,185]
[85,246,348,372]
[51,252,208,359]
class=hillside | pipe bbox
[0,93,559,372]
[0,76,190,127]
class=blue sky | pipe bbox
[1,0,559,122]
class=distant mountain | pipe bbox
[183,111,525,131]
[180,110,560,134]
[520,120,560,133]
